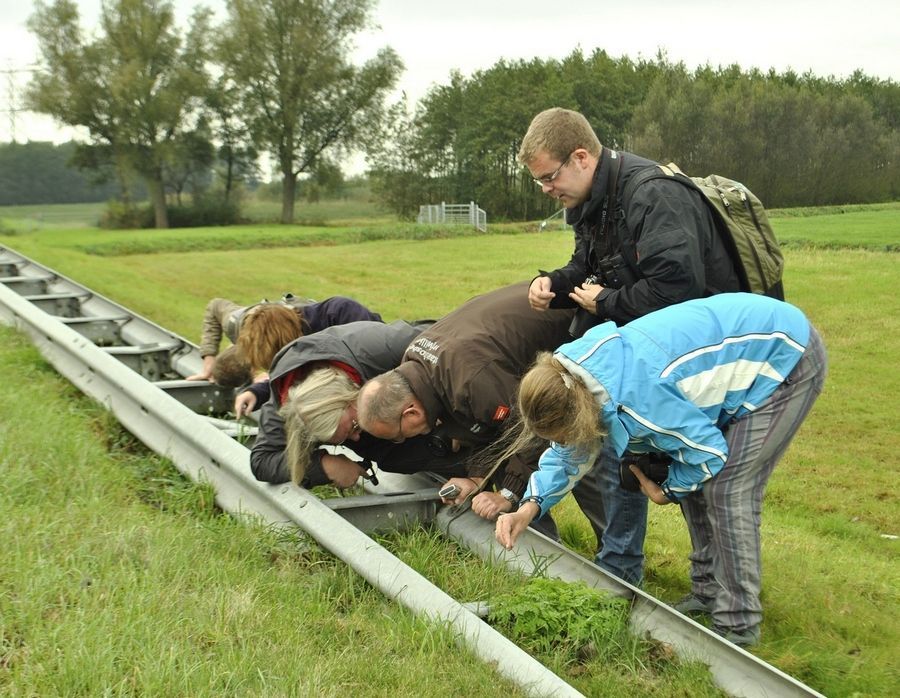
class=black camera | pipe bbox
[618,453,671,492]
[596,254,638,290]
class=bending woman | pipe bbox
[495,293,826,647]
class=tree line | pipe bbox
[370,51,899,219]
[0,141,141,206]
[22,2,898,227]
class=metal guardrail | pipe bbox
[0,244,825,698]
[0,246,580,697]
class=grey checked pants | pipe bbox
[680,324,827,635]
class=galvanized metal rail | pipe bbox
[0,245,825,698]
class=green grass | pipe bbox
[0,201,106,229]
[772,205,900,251]
[0,195,394,234]
[1,201,898,696]
[0,335,530,696]
[241,196,395,225]
[0,342,723,696]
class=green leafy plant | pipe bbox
[488,577,630,660]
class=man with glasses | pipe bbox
[355,281,608,543]
[516,107,743,585]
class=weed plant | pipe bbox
[487,577,630,658]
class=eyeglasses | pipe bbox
[388,410,407,443]
[532,152,573,187]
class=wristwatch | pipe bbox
[499,488,519,505]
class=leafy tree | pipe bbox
[205,73,259,204]
[308,159,346,199]
[368,99,438,219]
[372,49,661,221]
[26,0,213,228]
[164,124,216,206]
[630,66,896,207]
[218,0,402,223]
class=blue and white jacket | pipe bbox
[522,293,811,515]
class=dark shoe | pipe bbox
[673,593,712,616]
[713,625,760,647]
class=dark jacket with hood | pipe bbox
[394,281,575,497]
[546,148,741,326]
[250,320,462,486]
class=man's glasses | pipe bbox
[532,152,573,187]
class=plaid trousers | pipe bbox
[680,324,828,633]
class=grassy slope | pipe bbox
[0,331,533,697]
[0,327,724,697]
[1,205,898,696]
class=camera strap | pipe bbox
[597,150,622,249]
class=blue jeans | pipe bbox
[587,442,648,586]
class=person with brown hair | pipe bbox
[209,346,253,388]
[186,294,382,384]
[236,303,303,378]
[495,293,826,646]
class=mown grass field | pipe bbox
[1,202,898,696]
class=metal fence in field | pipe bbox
[417,201,487,232]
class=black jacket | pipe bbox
[250,320,463,486]
[547,148,741,326]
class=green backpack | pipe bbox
[622,162,785,299]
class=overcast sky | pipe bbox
[2,0,898,159]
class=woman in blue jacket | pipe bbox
[495,293,827,646]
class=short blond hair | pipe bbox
[518,108,602,164]
[280,367,359,484]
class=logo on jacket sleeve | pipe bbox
[492,405,510,422]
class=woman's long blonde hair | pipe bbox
[493,352,606,468]
[238,304,303,374]
[279,366,359,484]
[518,352,604,445]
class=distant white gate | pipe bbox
[417,201,487,232]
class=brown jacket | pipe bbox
[395,281,574,496]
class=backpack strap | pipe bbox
[620,161,697,209]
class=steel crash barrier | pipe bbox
[0,245,825,698]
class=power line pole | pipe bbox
[1,62,38,143]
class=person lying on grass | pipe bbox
[187,294,382,385]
